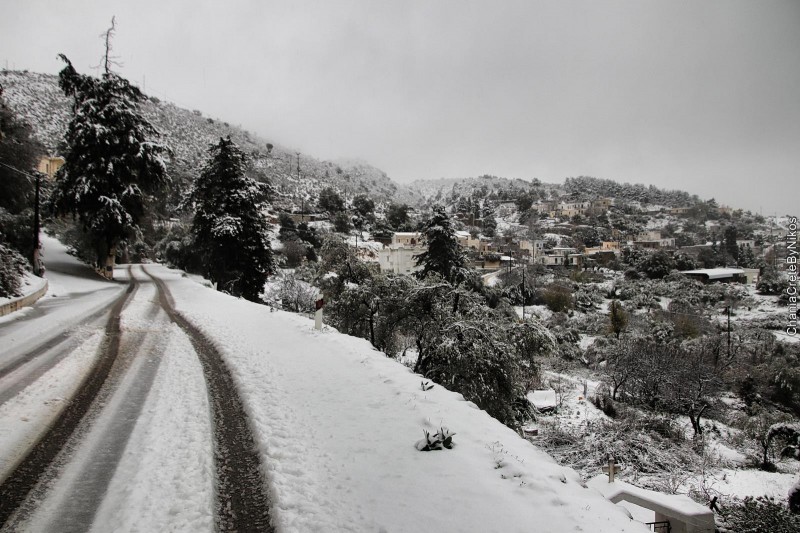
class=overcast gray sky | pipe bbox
[2,0,798,215]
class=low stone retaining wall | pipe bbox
[0,278,49,317]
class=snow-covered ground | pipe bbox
[531,367,800,511]
[0,236,648,532]
[162,265,647,531]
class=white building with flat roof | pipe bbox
[378,232,426,275]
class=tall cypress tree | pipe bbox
[191,136,274,301]
[50,52,170,277]
[414,205,467,284]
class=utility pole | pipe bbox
[32,171,42,276]
[296,152,303,223]
[723,306,732,361]
[521,259,526,321]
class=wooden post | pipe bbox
[602,457,620,483]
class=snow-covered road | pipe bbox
[1,240,269,532]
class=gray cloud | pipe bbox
[2,0,798,214]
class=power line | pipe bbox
[0,160,41,180]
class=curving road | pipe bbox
[0,255,272,532]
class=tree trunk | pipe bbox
[369,310,375,347]
[104,245,116,280]
[413,339,425,374]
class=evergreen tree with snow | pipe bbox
[414,205,467,284]
[50,44,170,278]
[190,136,273,301]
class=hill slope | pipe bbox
[0,70,410,211]
[159,262,648,532]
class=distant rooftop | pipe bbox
[681,268,745,279]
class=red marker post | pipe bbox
[315,297,324,330]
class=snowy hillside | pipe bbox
[0,70,410,207]
[150,265,649,532]
[408,175,552,205]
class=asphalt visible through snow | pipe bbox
[0,269,136,528]
[0,264,272,532]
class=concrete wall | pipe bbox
[0,278,48,317]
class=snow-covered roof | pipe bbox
[527,390,557,410]
[681,268,745,279]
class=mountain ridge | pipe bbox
[2,69,729,215]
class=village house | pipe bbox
[584,241,622,264]
[590,197,614,211]
[37,155,65,179]
[556,201,590,218]
[633,229,675,250]
[495,201,517,217]
[535,247,584,268]
[377,232,425,275]
[455,231,493,254]
[519,239,545,263]
[533,201,555,216]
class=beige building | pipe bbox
[556,201,590,218]
[585,241,621,255]
[37,156,65,179]
[590,197,614,210]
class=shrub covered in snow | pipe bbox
[540,282,573,313]
[718,496,800,532]
[0,242,29,297]
[415,427,455,451]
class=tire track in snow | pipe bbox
[27,265,170,532]
[0,305,112,407]
[0,296,119,384]
[144,267,273,532]
[0,268,137,528]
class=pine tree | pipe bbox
[190,136,273,301]
[50,52,170,277]
[414,205,467,283]
[481,205,497,237]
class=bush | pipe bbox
[719,497,800,532]
[592,394,618,418]
[0,243,29,298]
[282,239,308,268]
[267,273,318,313]
[541,282,573,313]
